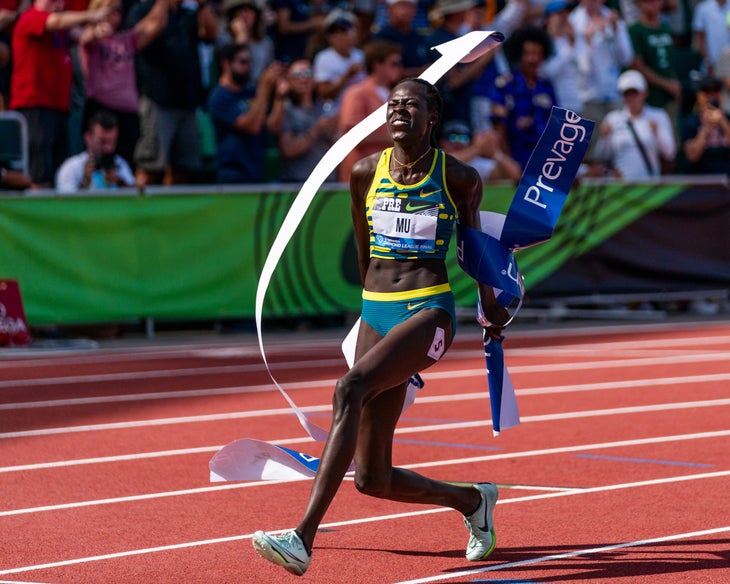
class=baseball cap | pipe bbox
[617,70,647,93]
[324,9,356,33]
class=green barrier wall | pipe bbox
[0,181,685,325]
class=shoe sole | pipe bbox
[252,532,306,576]
[472,482,498,560]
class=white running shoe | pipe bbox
[252,530,311,576]
[463,482,498,561]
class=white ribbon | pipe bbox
[209,32,506,482]
[253,31,505,443]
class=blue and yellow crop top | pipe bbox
[365,148,457,260]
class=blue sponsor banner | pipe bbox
[456,225,522,303]
[501,107,594,250]
[457,108,594,434]
[483,332,519,434]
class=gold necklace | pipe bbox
[391,148,432,170]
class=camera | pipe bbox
[94,153,115,170]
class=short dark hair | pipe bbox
[217,42,250,65]
[88,110,118,131]
[504,26,553,64]
[363,40,401,74]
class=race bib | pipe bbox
[371,196,439,251]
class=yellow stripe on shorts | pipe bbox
[361,283,451,302]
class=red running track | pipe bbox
[1,320,729,583]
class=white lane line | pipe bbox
[0,379,331,410]
[3,410,730,475]
[395,525,730,584]
[2,430,728,516]
[2,337,730,389]
[0,359,346,389]
[2,350,729,391]
[2,366,729,412]
[3,390,729,440]
[3,328,728,369]
[1,470,728,576]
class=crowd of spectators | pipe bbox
[1,0,729,192]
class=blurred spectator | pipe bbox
[468,0,529,133]
[681,75,730,174]
[55,110,135,192]
[0,40,7,110]
[692,0,730,76]
[269,0,326,62]
[490,25,557,169]
[373,0,434,33]
[1,1,29,109]
[628,0,681,130]
[0,163,32,190]
[337,39,403,182]
[596,69,676,178]
[569,0,635,127]
[79,0,169,170]
[540,0,583,114]
[126,0,217,186]
[438,119,523,182]
[312,10,365,114]
[277,58,338,182]
[428,0,496,126]
[717,25,730,113]
[10,0,110,187]
[352,0,377,45]
[217,0,273,83]
[615,0,640,25]
[206,43,285,183]
[373,0,431,78]
[664,0,693,47]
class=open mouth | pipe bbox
[390,118,411,129]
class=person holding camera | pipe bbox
[55,110,136,193]
[681,76,730,176]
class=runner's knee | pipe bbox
[354,468,391,498]
[333,374,366,417]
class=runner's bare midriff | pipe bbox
[364,257,448,294]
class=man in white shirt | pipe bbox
[56,111,135,193]
[569,0,635,126]
[597,69,676,179]
[312,10,366,114]
[692,0,730,76]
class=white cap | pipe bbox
[617,70,647,93]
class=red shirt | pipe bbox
[10,7,73,111]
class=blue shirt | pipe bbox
[206,84,266,184]
[489,69,557,169]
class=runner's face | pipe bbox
[387,82,434,144]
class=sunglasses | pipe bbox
[290,69,313,79]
